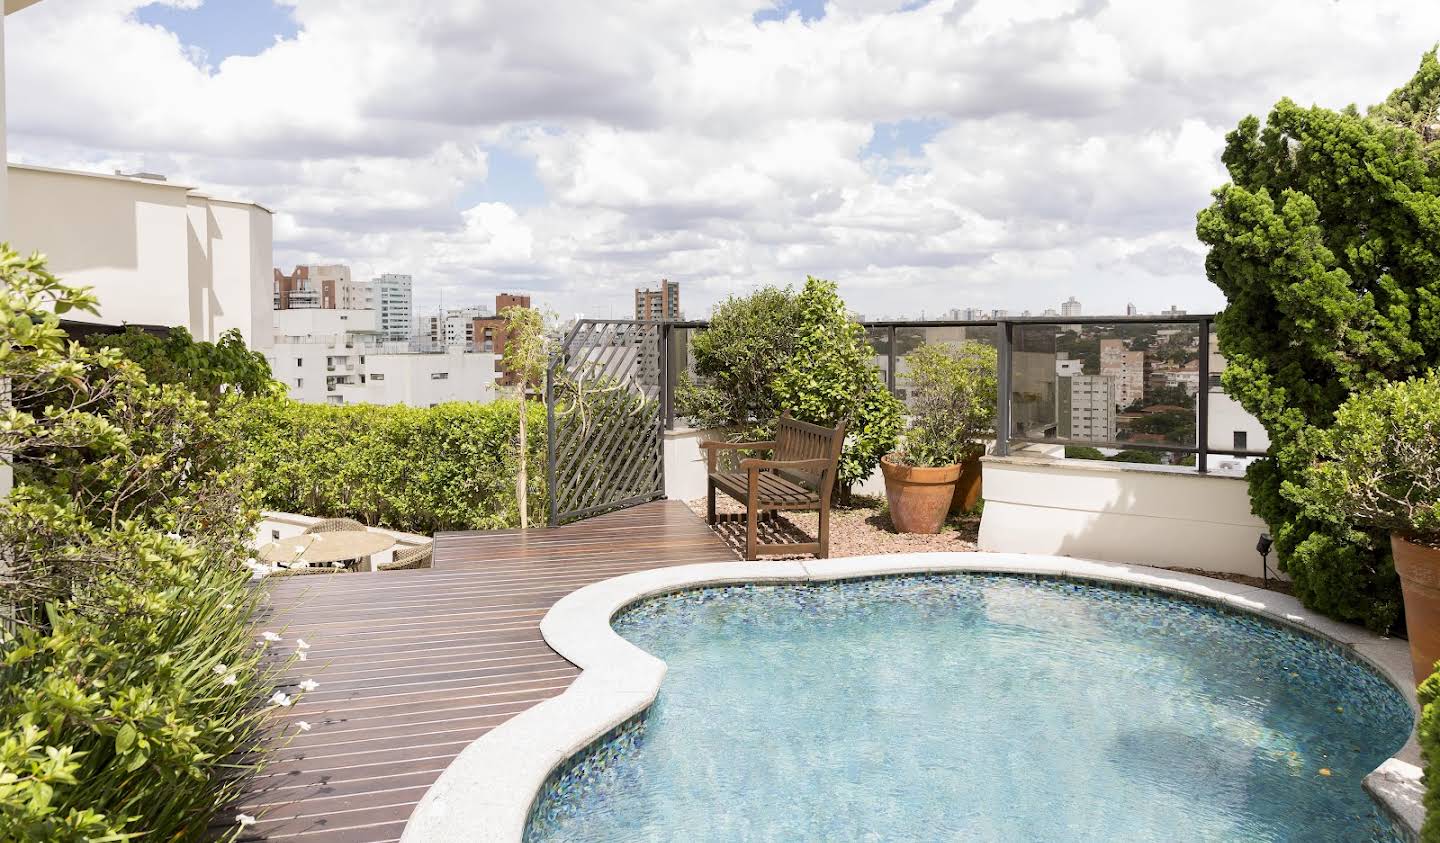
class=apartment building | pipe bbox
[473,293,532,387]
[269,308,497,407]
[635,280,680,321]
[1099,339,1146,410]
[1058,372,1118,442]
[426,305,491,350]
[274,264,366,310]
[367,273,414,342]
[1060,296,1082,318]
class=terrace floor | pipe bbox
[237,500,737,843]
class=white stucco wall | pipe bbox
[7,164,272,346]
[1208,389,1271,453]
[977,455,1274,577]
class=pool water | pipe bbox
[525,575,1412,842]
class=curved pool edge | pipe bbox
[399,552,1425,843]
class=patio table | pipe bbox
[257,531,396,568]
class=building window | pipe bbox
[1233,431,1248,451]
[296,358,303,367]
[359,356,365,364]
[371,373,385,381]
[296,378,303,387]
[431,372,449,380]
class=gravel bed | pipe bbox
[686,494,979,560]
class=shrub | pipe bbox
[892,341,996,467]
[0,247,285,840]
[773,277,904,490]
[1419,667,1440,842]
[1195,51,1440,631]
[230,397,547,534]
[1064,445,1105,460]
[83,326,281,400]
[1293,372,1440,546]
[676,286,802,433]
[1107,450,1163,465]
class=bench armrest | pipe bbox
[701,439,776,471]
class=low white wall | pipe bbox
[977,455,1275,578]
[664,427,713,502]
[253,511,431,570]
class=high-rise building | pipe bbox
[1060,296,1082,318]
[1160,305,1188,318]
[368,273,414,342]
[635,280,680,321]
[1125,302,1138,316]
[1100,339,1146,409]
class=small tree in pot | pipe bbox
[1294,370,1440,684]
[882,341,997,534]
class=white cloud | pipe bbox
[7,0,1440,320]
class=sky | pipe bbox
[7,1,1440,323]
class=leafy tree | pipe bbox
[893,341,996,467]
[1195,50,1440,632]
[83,326,280,400]
[676,286,801,433]
[501,306,549,529]
[1064,445,1105,460]
[1126,409,1196,443]
[773,277,904,492]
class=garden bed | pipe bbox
[686,494,980,559]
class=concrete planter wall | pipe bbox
[978,454,1279,579]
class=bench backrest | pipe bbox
[773,412,848,496]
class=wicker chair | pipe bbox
[303,518,368,534]
[378,543,433,571]
[268,564,348,577]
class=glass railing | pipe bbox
[656,315,1268,474]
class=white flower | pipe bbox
[222,673,238,686]
[213,663,228,675]
[296,638,310,650]
[261,631,282,642]
[297,720,312,732]
[236,813,256,827]
[299,679,319,692]
[223,603,235,610]
[297,651,308,662]
[270,691,293,707]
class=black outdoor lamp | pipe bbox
[1256,532,1274,588]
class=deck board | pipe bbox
[236,500,735,843]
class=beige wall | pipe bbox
[7,165,272,346]
[977,454,1274,577]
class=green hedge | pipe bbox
[229,398,547,534]
[1420,668,1440,842]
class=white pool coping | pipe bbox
[399,552,1425,842]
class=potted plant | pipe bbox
[881,341,997,534]
[1299,371,1440,684]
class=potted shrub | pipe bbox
[1298,371,1440,684]
[881,341,997,534]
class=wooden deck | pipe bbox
[238,500,736,843]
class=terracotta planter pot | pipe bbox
[949,449,984,516]
[881,454,961,534]
[1392,534,1440,685]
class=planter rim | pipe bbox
[882,452,962,473]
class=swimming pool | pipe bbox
[524,574,1412,842]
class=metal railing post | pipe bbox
[545,351,560,527]
[1197,318,1210,475]
[887,325,898,397]
[995,320,1012,456]
[657,323,668,490]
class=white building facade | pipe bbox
[426,306,490,351]
[8,163,274,346]
[269,308,497,407]
[1099,339,1145,410]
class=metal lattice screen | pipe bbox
[545,320,665,525]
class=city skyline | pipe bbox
[8,2,1440,322]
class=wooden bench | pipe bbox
[702,412,847,560]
